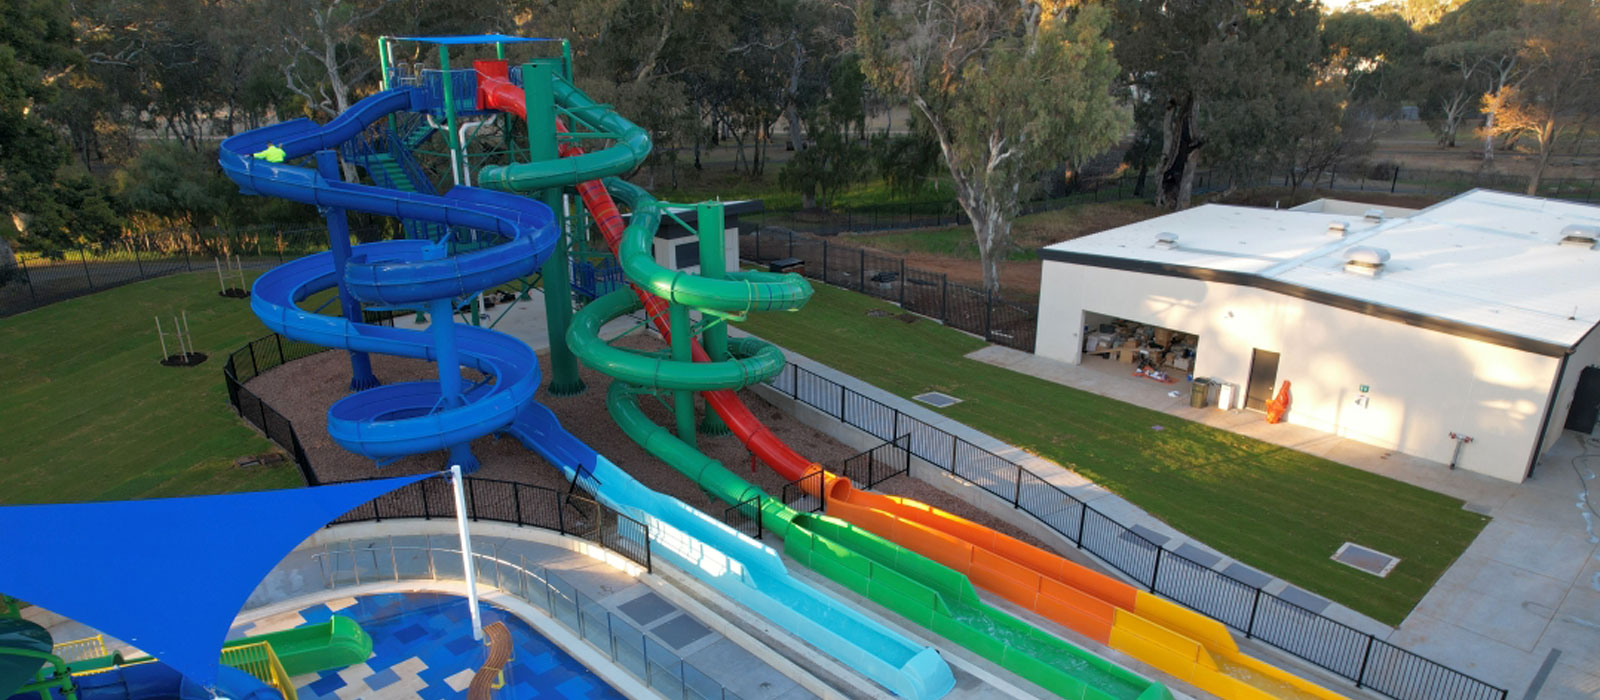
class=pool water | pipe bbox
[291,592,623,700]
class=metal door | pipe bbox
[1565,366,1600,433]
[1246,349,1280,412]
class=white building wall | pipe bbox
[1037,261,1560,482]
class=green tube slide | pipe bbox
[476,75,651,192]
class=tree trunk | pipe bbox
[1134,162,1149,197]
[1482,110,1496,163]
[1527,120,1557,196]
[1155,93,1202,210]
[971,205,1009,293]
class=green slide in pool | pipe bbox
[223,615,373,677]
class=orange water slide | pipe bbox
[474,60,1342,699]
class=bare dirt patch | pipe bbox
[245,333,1060,553]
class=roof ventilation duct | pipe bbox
[1154,232,1179,249]
[1363,208,1385,223]
[1558,224,1599,249]
[1343,246,1390,277]
[1327,221,1349,237]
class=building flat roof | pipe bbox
[1041,189,1600,351]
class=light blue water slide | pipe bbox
[217,88,954,699]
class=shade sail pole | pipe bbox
[451,464,484,640]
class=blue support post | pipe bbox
[315,150,380,391]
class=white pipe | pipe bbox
[450,464,484,640]
[234,255,246,290]
[155,317,169,359]
[173,316,187,357]
[215,258,226,293]
[455,119,491,187]
[182,310,192,354]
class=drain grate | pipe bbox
[1332,542,1400,577]
[913,391,963,408]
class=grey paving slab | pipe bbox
[1173,542,1221,568]
[618,591,674,627]
[652,613,712,650]
[1128,524,1171,546]
[1275,586,1331,615]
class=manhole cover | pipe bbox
[913,392,962,408]
[1332,542,1400,577]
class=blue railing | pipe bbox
[571,255,624,302]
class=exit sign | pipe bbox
[1359,384,1370,393]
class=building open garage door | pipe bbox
[1079,310,1198,380]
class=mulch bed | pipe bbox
[246,334,1060,554]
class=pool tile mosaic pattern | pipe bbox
[284,593,623,700]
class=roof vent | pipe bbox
[1343,246,1390,276]
[1154,232,1179,249]
[1558,224,1599,249]
[1363,208,1385,223]
[1327,221,1349,237]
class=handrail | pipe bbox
[219,641,299,700]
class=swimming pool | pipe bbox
[287,592,623,700]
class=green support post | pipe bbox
[697,201,731,436]
[524,61,585,395]
[669,302,697,447]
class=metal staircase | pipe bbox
[340,114,445,240]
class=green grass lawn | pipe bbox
[735,283,1487,625]
[0,271,301,504]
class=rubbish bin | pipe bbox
[1190,377,1210,408]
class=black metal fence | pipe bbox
[840,435,913,490]
[780,470,827,514]
[722,494,764,541]
[220,332,654,573]
[760,362,1506,700]
[742,164,1600,240]
[0,225,366,318]
[326,475,653,573]
[741,230,1038,352]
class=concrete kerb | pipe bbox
[248,519,856,699]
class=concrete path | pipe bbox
[965,345,1600,699]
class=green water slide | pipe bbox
[221,616,372,677]
[563,184,1170,700]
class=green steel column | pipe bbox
[524,61,585,395]
[697,201,730,436]
[669,302,697,447]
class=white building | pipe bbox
[1036,190,1600,482]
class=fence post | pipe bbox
[984,287,994,341]
[513,484,523,525]
[1011,465,1022,507]
[858,248,866,291]
[1355,636,1375,688]
[1391,166,1400,193]
[891,408,901,441]
[78,248,94,289]
[821,240,829,281]
[787,230,794,259]
[276,334,286,364]
[130,243,146,277]
[1074,501,1086,544]
[839,386,847,420]
[897,259,906,306]
[940,275,949,322]
[19,259,37,304]
[1245,587,1261,638]
[1149,547,1163,592]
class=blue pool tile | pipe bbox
[305,672,346,696]
[365,666,402,690]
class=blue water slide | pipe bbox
[506,404,954,700]
[219,88,953,699]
